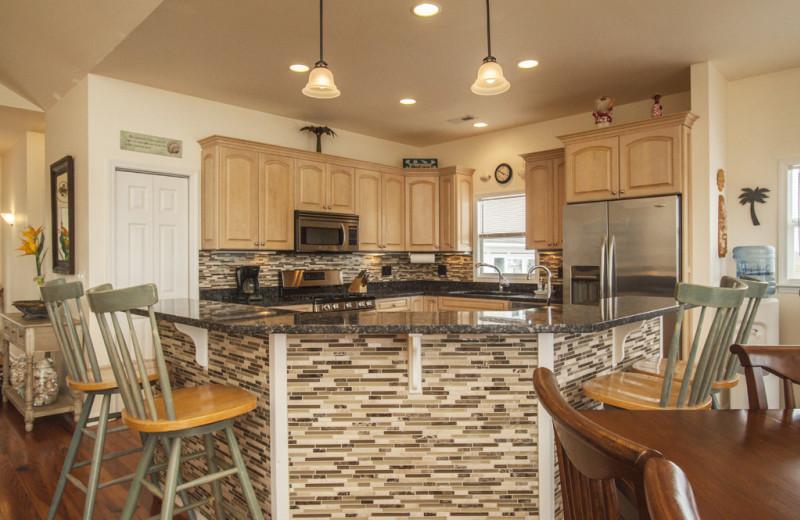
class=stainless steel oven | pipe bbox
[295,211,359,252]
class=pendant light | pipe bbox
[471,0,509,95]
[303,0,340,99]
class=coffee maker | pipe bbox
[235,266,263,301]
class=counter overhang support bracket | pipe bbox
[173,323,209,368]
[408,334,422,394]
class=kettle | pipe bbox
[235,266,263,301]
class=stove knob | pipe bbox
[322,303,332,311]
[345,302,355,309]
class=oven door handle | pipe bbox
[339,223,347,251]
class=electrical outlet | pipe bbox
[382,265,392,276]
[438,264,447,276]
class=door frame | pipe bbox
[106,159,199,297]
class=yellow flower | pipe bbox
[16,224,47,277]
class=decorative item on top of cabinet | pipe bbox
[299,125,337,153]
[559,111,697,204]
[355,169,405,251]
[439,166,474,252]
[521,149,565,250]
[200,142,296,250]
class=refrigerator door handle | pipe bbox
[600,234,607,300]
[608,234,617,298]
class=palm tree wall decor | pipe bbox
[738,186,770,226]
[300,125,337,153]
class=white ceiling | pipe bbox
[2,0,800,147]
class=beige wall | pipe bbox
[1,131,46,308]
[727,66,800,343]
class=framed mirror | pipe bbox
[50,155,75,274]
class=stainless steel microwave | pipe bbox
[295,211,359,252]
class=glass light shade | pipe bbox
[302,63,340,99]
[1,213,15,226]
[471,59,510,95]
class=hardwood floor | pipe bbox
[0,399,190,519]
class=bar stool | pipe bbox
[86,283,262,519]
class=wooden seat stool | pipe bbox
[86,283,262,520]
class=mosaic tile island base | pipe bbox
[143,297,675,519]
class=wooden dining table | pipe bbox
[582,409,800,520]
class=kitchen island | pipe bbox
[143,297,676,519]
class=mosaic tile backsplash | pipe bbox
[198,250,563,290]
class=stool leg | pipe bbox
[82,393,111,520]
[204,433,226,520]
[224,425,262,519]
[47,392,95,520]
[160,436,183,519]
[121,433,159,520]
[161,436,198,520]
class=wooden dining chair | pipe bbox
[632,277,768,399]
[582,279,747,409]
[40,280,184,520]
[644,458,702,520]
[730,344,800,409]
[86,283,262,519]
[534,367,664,520]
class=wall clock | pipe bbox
[494,163,512,184]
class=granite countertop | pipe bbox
[140,296,679,335]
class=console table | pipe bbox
[1,313,81,431]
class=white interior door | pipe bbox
[113,169,190,360]
[114,170,190,296]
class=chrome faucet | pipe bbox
[527,265,553,306]
[476,263,510,291]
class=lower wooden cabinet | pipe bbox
[375,297,413,312]
[423,296,438,312]
[270,303,314,312]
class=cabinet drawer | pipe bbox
[375,297,412,311]
[438,297,509,311]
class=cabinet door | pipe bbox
[619,125,682,198]
[355,169,382,250]
[405,176,439,251]
[565,136,619,203]
[552,158,566,248]
[525,160,554,250]
[423,296,438,312]
[201,147,218,249]
[295,159,327,211]
[410,296,424,312]
[439,175,455,251]
[382,173,406,251]
[328,164,356,213]
[218,147,259,249]
[259,153,295,250]
[455,174,473,251]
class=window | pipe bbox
[476,193,536,279]
[778,160,800,286]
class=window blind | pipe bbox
[479,195,526,236]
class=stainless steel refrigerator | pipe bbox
[563,195,681,305]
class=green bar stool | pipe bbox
[630,276,768,406]
[583,278,747,409]
[41,280,194,520]
[86,283,262,520]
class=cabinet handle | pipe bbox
[620,189,625,194]
[612,190,617,195]
[261,242,265,246]
[253,241,258,246]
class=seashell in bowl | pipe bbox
[167,141,181,154]
[12,300,48,319]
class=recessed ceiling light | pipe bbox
[473,122,488,128]
[399,98,417,105]
[517,60,539,69]
[412,3,441,17]
[290,64,310,73]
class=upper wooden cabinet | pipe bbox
[201,143,295,250]
[199,135,474,252]
[355,169,405,251]
[521,149,565,250]
[439,167,473,252]
[405,174,440,251]
[559,112,697,203]
[296,160,355,213]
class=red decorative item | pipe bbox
[651,94,663,118]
